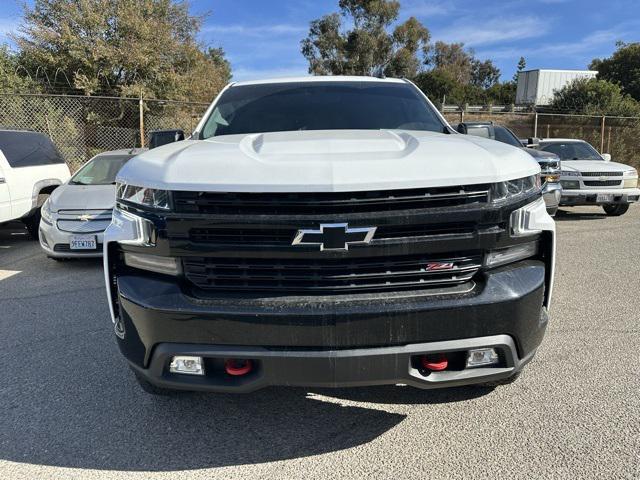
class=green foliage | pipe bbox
[471,59,501,89]
[0,45,40,93]
[550,78,640,116]
[12,0,231,101]
[416,43,508,106]
[301,0,430,78]
[513,56,526,82]
[591,42,640,101]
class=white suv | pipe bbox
[0,130,71,236]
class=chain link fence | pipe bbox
[444,110,640,170]
[1,93,639,172]
[0,94,209,171]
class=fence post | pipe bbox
[533,112,538,138]
[600,116,606,153]
[139,94,145,148]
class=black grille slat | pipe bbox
[183,254,481,294]
[580,171,623,177]
[583,180,622,186]
[186,223,477,246]
[173,186,490,215]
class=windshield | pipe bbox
[494,126,523,148]
[70,155,133,185]
[200,81,446,138]
[540,142,602,161]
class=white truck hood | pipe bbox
[116,130,540,192]
[560,160,634,173]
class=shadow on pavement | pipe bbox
[553,208,608,221]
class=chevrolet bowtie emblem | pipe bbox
[292,223,377,251]
[77,214,94,221]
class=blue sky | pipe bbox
[1,0,638,82]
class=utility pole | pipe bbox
[139,92,145,148]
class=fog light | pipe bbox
[169,356,204,375]
[466,348,499,368]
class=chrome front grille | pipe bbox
[57,219,112,233]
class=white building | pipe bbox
[516,69,598,106]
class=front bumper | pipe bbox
[116,260,549,392]
[542,182,561,213]
[560,188,640,206]
[39,219,106,258]
[131,334,539,393]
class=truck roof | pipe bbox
[232,76,407,87]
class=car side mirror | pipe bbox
[602,153,611,162]
[527,137,540,147]
[148,129,185,149]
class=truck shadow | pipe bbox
[554,209,608,221]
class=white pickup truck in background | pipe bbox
[0,130,71,237]
[537,139,639,216]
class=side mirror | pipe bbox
[148,129,185,149]
[602,153,611,162]
[527,137,540,147]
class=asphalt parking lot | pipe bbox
[0,206,639,480]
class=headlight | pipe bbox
[41,198,53,224]
[623,169,638,188]
[561,170,580,177]
[490,174,541,203]
[116,182,170,210]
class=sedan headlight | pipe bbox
[116,182,170,210]
[561,170,580,177]
[41,197,53,224]
[490,174,541,203]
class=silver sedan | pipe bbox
[38,149,145,259]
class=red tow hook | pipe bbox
[421,354,448,371]
[224,359,252,376]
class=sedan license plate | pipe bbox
[70,235,97,250]
[597,194,614,203]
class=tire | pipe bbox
[21,209,41,240]
[602,204,629,216]
[132,369,177,396]
[472,371,521,388]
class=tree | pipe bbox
[513,56,526,82]
[301,0,430,78]
[550,78,640,116]
[591,42,640,101]
[12,0,231,101]
[426,41,473,84]
[471,59,501,89]
[0,45,40,93]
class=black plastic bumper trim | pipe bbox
[130,334,536,393]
